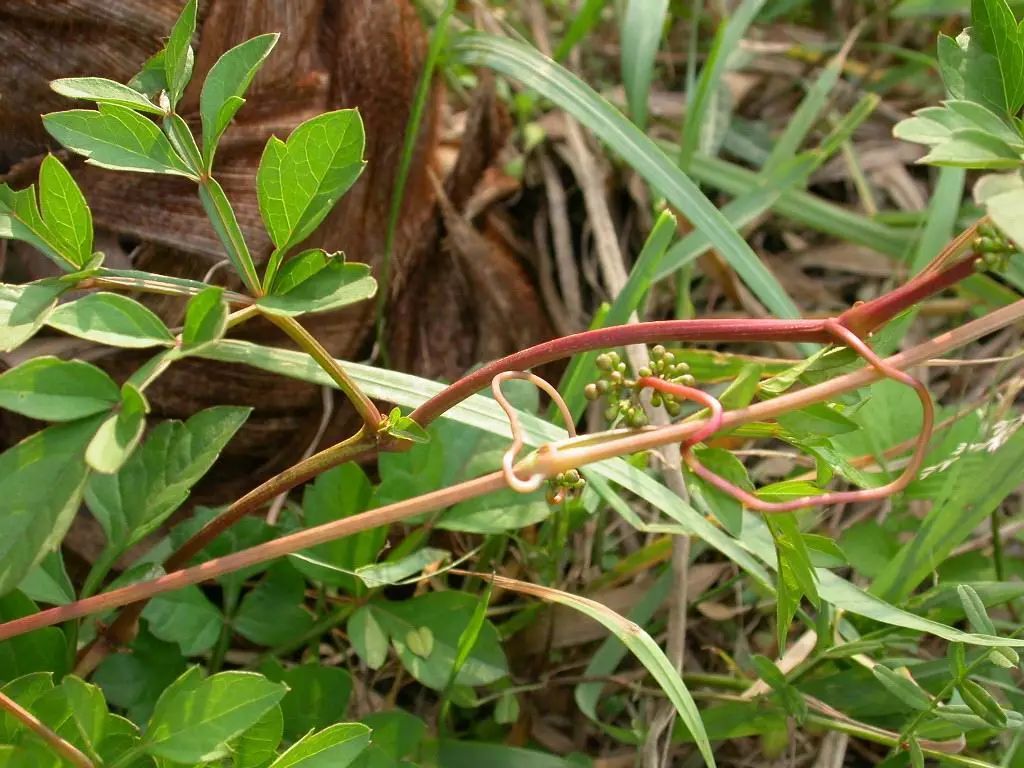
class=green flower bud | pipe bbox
[604,405,619,421]
[638,366,652,378]
[652,345,666,359]
[650,393,662,407]
[584,383,599,401]
[596,379,609,394]
[666,401,682,417]
[628,409,648,428]
[596,353,613,371]
[564,469,581,485]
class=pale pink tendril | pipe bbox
[641,320,935,514]
[492,371,577,494]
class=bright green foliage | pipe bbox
[85,405,251,551]
[268,723,371,768]
[47,292,174,348]
[164,0,198,108]
[685,447,749,536]
[264,662,353,740]
[896,0,1024,252]
[181,285,229,352]
[870,664,933,711]
[232,705,284,767]
[200,33,280,165]
[1,158,95,269]
[353,547,449,588]
[234,564,314,647]
[38,155,93,265]
[620,0,669,128]
[143,586,223,656]
[85,382,148,474]
[50,76,164,114]
[0,357,119,421]
[358,592,508,690]
[378,406,430,444]
[43,105,196,177]
[0,594,69,681]
[750,655,807,724]
[143,669,286,762]
[0,283,64,352]
[256,110,367,286]
[290,463,382,592]
[0,418,100,597]
[258,250,377,317]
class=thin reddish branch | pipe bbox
[5,297,1022,644]
[75,427,377,674]
[838,253,979,337]
[412,254,980,426]
[677,319,935,513]
[0,690,94,768]
[637,377,724,446]
[412,318,830,426]
[70,246,984,670]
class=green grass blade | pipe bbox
[656,93,880,280]
[451,32,802,320]
[763,49,848,174]
[683,150,914,257]
[554,210,676,424]
[912,167,967,272]
[620,0,670,128]
[554,0,608,61]
[869,427,1024,603]
[678,0,765,169]
[379,0,455,350]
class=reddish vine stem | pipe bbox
[75,427,377,675]
[411,253,979,425]
[0,689,94,768]
[72,249,981,671]
[648,319,935,513]
[7,295,1023,644]
[636,377,724,447]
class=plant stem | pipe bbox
[0,689,94,768]
[82,275,254,306]
[806,711,998,768]
[197,177,263,295]
[11,472,509,640]
[115,247,984,624]
[263,312,382,431]
[73,427,377,676]
[13,297,1024,644]
[412,253,979,426]
[67,247,999,672]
